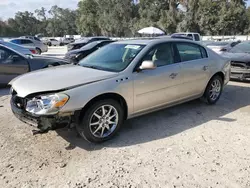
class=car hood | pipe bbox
[10,65,118,97]
[221,52,250,62]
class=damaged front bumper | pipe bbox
[11,95,77,132]
[231,62,250,81]
[231,68,250,80]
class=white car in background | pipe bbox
[47,39,62,46]
[171,32,201,41]
[20,36,42,42]
[9,38,48,54]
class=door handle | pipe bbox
[169,73,178,79]
[203,66,208,71]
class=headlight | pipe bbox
[26,93,69,115]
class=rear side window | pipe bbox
[11,39,21,44]
[200,47,208,58]
[194,34,200,41]
[176,43,206,62]
[34,37,41,41]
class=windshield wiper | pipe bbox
[81,65,104,70]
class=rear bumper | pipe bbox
[11,96,71,131]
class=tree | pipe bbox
[98,0,135,37]
[76,0,101,36]
[46,5,77,36]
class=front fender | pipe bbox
[61,76,134,116]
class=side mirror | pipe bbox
[139,61,156,71]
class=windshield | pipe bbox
[80,41,99,50]
[79,43,145,72]
[229,42,250,53]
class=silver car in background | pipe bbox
[205,41,240,54]
[9,38,48,54]
[10,39,230,143]
[0,40,37,55]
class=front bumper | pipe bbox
[11,96,71,131]
[231,68,250,80]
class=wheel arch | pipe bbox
[78,92,128,121]
[203,71,225,95]
[210,71,225,83]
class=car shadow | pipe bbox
[56,82,250,151]
[0,86,10,97]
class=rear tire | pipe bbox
[76,99,124,143]
[203,75,223,105]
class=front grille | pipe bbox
[231,61,248,69]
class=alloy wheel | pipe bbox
[209,79,221,101]
[89,105,119,138]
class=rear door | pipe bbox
[174,42,211,99]
[0,46,29,85]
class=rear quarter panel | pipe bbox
[206,48,230,85]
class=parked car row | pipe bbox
[42,37,75,46]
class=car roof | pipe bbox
[11,38,32,41]
[114,38,200,45]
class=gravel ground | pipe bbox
[1,81,250,188]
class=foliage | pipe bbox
[0,0,249,37]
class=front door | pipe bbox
[174,42,211,99]
[0,46,29,85]
[133,43,183,113]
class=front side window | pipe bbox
[79,43,145,72]
[176,43,205,62]
[142,43,174,67]
[0,47,26,65]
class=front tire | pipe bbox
[203,75,223,105]
[76,99,124,143]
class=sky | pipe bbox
[0,0,79,20]
[0,0,250,20]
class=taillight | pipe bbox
[30,49,37,54]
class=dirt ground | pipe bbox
[0,81,250,188]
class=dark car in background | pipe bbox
[0,44,69,86]
[64,40,114,64]
[67,36,110,51]
[221,41,250,81]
